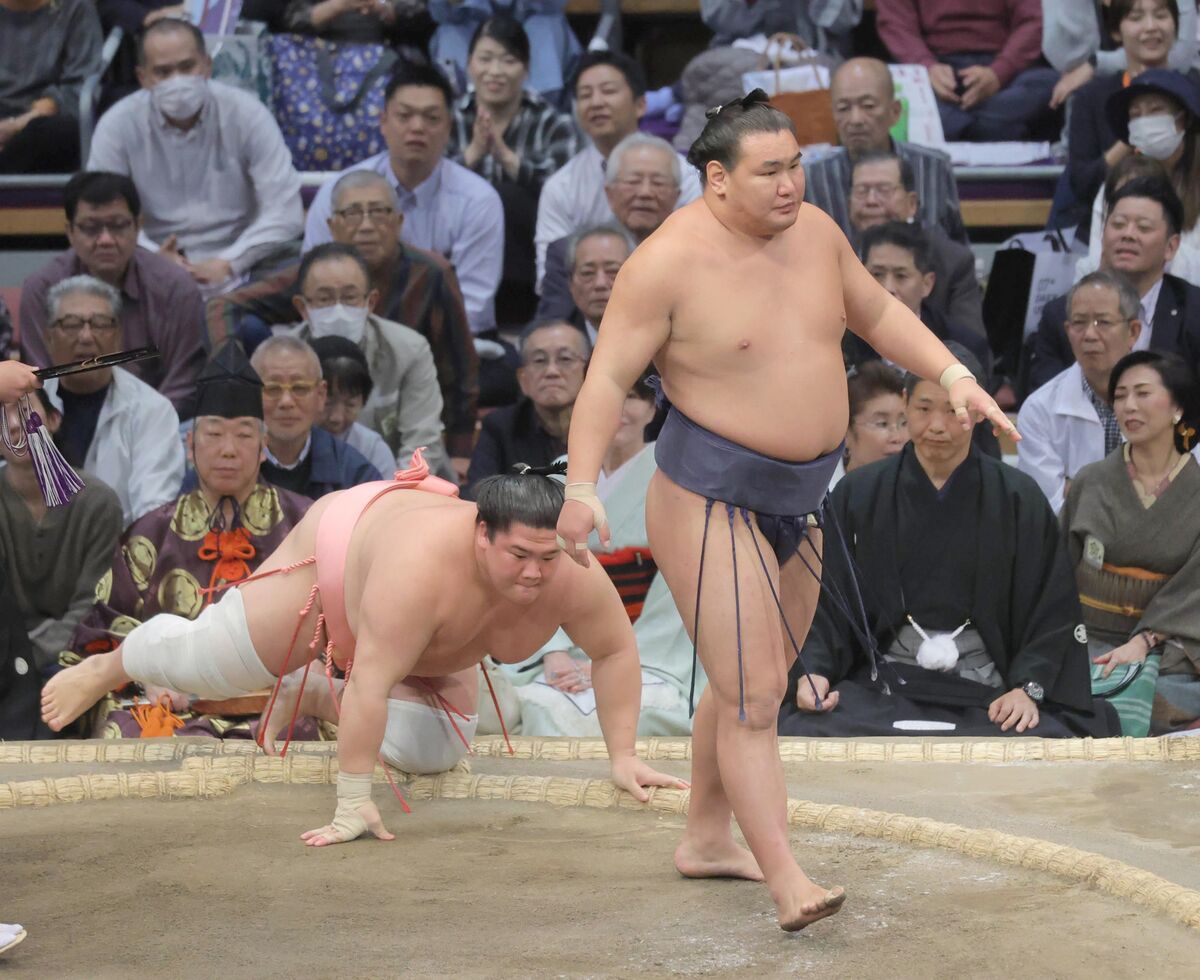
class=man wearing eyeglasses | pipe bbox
[537,133,677,323]
[465,320,590,494]
[1018,271,1145,512]
[209,170,480,471]
[251,334,382,501]
[279,242,449,478]
[38,275,184,526]
[20,171,209,418]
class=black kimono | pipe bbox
[779,444,1116,738]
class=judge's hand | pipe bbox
[0,361,42,404]
[958,65,1001,110]
[949,376,1020,441]
[1093,637,1150,678]
[929,64,960,104]
[556,499,610,568]
[795,674,839,713]
[1050,62,1094,109]
[543,650,591,693]
[610,752,689,803]
[988,688,1039,732]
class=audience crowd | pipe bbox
[3,0,1200,744]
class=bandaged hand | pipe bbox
[556,483,610,567]
[300,771,395,847]
[942,366,1019,441]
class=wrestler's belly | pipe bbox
[661,357,850,462]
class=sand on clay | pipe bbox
[4,752,1199,980]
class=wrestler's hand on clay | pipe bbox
[987,688,1039,733]
[948,377,1020,441]
[301,800,395,847]
[609,752,690,803]
[794,674,839,713]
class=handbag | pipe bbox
[1090,654,1161,738]
[267,33,399,171]
[742,33,838,148]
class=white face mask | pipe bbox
[306,303,369,344]
[1128,113,1185,160]
[151,74,209,122]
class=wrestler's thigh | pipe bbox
[645,472,788,709]
[389,666,480,713]
[778,528,823,670]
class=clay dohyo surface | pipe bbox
[3,752,1199,978]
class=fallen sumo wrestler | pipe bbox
[557,90,1019,931]
[42,450,687,847]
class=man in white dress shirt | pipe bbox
[40,276,184,527]
[87,18,303,292]
[534,51,701,290]
[304,62,505,338]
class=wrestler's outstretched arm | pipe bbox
[828,213,1019,440]
[563,563,689,801]
[558,250,674,563]
[301,576,437,848]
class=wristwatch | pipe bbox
[1022,681,1045,704]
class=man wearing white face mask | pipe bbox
[281,243,449,478]
[88,18,303,291]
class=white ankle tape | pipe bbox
[120,588,275,698]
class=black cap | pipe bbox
[1106,69,1200,143]
[192,341,263,420]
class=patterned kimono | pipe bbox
[64,483,312,739]
[1064,449,1200,732]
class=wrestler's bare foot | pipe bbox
[41,652,128,732]
[674,834,765,881]
[774,871,846,932]
[258,667,333,755]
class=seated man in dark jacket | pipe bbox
[1029,176,1200,393]
[465,319,589,495]
[251,335,382,499]
[778,351,1116,739]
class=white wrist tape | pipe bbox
[328,771,375,841]
[939,363,975,390]
[558,482,608,552]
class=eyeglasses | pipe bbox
[850,183,901,201]
[72,218,135,238]
[613,175,677,192]
[855,417,908,433]
[523,352,587,372]
[1066,316,1129,333]
[262,382,320,400]
[331,205,396,226]
[50,314,120,336]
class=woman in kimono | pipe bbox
[1064,350,1200,732]
[496,376,703,735]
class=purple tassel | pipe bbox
[1,397,84,507]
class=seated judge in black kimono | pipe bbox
[779,348,1118,738]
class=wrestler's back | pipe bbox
[239,489,585,675]
[646,202,850,462]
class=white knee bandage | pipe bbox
[380,698,477,774]
[120,588,275,699]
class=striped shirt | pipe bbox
[449,91,581,191]
[206,243,479,456]
[803,141,968,244]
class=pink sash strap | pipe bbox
[315,448,459,666]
